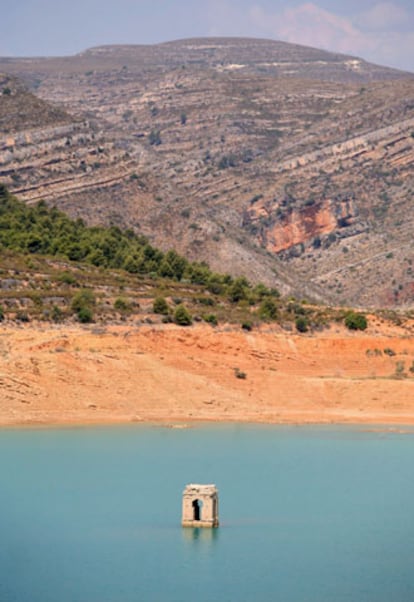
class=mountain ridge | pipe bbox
[1,37,413,308]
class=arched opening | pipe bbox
[192,498,203,521]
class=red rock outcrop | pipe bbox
[244,197,358,253]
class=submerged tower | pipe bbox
[182,484,219,527]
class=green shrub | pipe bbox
[241,321,252,331]
[153,296,169,315]
[0,305,4,321]
[71,289,95,322]
[77,306,93,323]
[295,316,309,333]
[206,275,225,295]
[259,298,278,320]
[197,296,215,306]
[204,314,218,326]
[51,305,63,323]
[344,311,368,331]
[71,289,96,312]
[228,277,249,303]
[174,304,192,326]
[114,297,131,312]
[57,271,78,285]
[252,283,280,300]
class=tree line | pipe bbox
[0,184,280,306]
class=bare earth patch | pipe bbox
[1,322,414,427]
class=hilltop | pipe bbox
[1,37,414,308]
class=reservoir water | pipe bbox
[1,424,414,601]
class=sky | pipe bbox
[1,0,414,72]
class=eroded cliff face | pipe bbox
[243,197,359,254]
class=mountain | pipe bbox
[1,37,414,308]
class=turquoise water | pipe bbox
[1,424,414,601]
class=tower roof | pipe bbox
[183,483,218,495]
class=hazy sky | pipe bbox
[2,1,414,72]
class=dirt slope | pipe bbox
[1,322,414,427]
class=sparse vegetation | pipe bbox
[228,277,250,303]
[153,296,169,315]
[344,311,368,331]
[15,310,30,322]
[57,271,78,286]
[203,313,218,326]
[114,297,132,312]
[218,154,236,169]
[295,316,309,333]
[51,304,64,323]
[394,361,406,379]
[76,305,94,323]
[259,297,278,320]
[174,304,192,326]
[71,289,96,323]
[148,129,161,146]
[0,186,410,333]
[234,367,247,379]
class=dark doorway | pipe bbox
[192,499,203,521]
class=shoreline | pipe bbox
[3,417,414,433]
[3,408,414,429]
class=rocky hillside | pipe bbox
[1,38,414,308]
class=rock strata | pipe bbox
[1,38,414,307]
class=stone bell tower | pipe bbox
[182,484,219,527]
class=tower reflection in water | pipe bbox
[182,526,220,545]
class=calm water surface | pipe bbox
[1,424,414,601]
